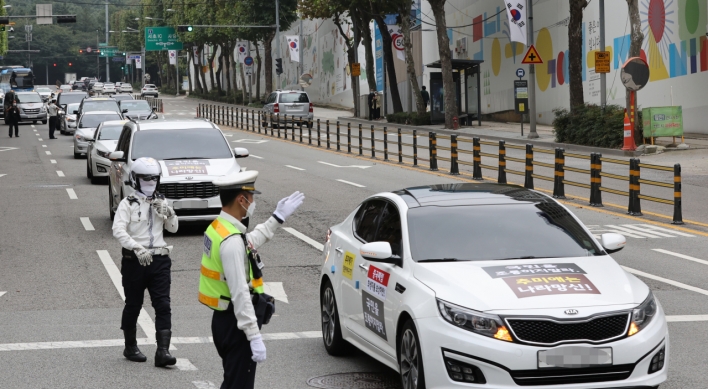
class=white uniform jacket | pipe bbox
[112,192,178,250]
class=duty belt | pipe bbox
[122,246,172,257]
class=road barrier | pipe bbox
[134,95,164,113]
[197,103,684,224]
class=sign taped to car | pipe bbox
[362,291,387,340]
[484,263,600,298]
[342,251,355,280]
[366,265,390,299]
[484,263,587,279]
[164,160,210,175]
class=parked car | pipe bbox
[86,119,128,184]
[120,83,134,93]
[107,119,249,221]
[262,90,313,128]
[36,87,54,102]
[59,85,73,93]
[12,92,47,124]
[74,111,123,158]
[140,84,158,98]
[60,103,81,135]
[102,83,116,95]
[120,99,158,120]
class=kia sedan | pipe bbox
[319,183,667,389]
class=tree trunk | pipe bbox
[198,47,208,94]
[255,41,262,100]
[569,0,588,111]
[359,15,377,92]
[187,51,193,93]
[626,0,644,144]
[264,31,275,94]
[399,1,425,114]
[239,60,247,104]
[373,15,403,113]
[223,43,232,95]
[208,47,217,93]
[334,14,360,118]
[215,45,224,94]
[429,0,457,128]
[192,49,203,94]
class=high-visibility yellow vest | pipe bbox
[198,216,264,311]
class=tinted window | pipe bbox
[16,94,42,103]
[82,100,120,113]
[97,124,124,140]
[131,128,232,160]
[376,204,403,256]
[66,103,80,114]
[79,113,122,128]
[117,128,132,153]
[407,203,602,262]
[145,84,156,88]
[120,101,151,110]
[58,93,87,105]
[354,200,386,243]
[278,93,309,103]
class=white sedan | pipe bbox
[86,120,127,184]
[319,183,667,389]
[102,83,116,95]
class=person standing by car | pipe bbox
[199,171,304,389]
[6,100,21,138]
[47,99,59,139]
[112,157,179,367]
[372,93,381,120]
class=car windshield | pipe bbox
[60,94,87,105]
[97,124,123,140]
[83,100,120,113]
[131,128,232,160]
[66,103,80,114]
[279,93,309,103]
[121,101,151,111]
[113,95,132,101]
[79,113,122,128]
[16,94,42,103]
[36,88,51,93]
[407,203,602,262]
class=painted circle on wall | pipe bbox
[535,28,553,92]
[648,0,666,42]
[685,0,700,34]
[491,38,501,76]
[556,51,565,85]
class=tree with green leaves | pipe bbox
[370,0,404,114]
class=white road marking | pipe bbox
[80,217,95,231]
[628,224,695,237]
[336,179,366,188]
[66,188,78,199]
[96,250,160,346]
[50,159,56,164]
[45,151,51,155]
[250,155,263,159]
[31,125,35,128]
[652,249,708,266]
[38,138,43,141]
[223,134,233,137]
[192,381,218,389]
[0,174,5,178]
[605,225,662,238]
[233,139,269,144]
[56,171,65,177]
[0,147,19,152]
[318,161,373,169]
[35,133,40,136]
[282,227,324,251]
[263,282,289,304]
[41,145,47,148]
[285,165,305,171]
[666,315,708,322]
[0,291,6,298]
[622,266,708,297]
[174,358,198,371]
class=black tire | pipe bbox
[399,320,426,389]
[320,279,349,356]
[74,152,81,159]
[87,159,94,179]
[33,121,38,124]
[42,120,47,125]
[109,186,116,221]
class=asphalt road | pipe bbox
[1,96,708,388]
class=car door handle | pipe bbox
[335,247,343,254]
[359,263,369,272]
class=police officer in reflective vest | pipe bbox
[199,171,304,389]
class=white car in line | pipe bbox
[319,183,667,389]
[86,120,128,184]
[92,82,105,94]
[120,83,133,93]
[102,83,116,95]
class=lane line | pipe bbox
[96,250,159,345]
[0,174,5,178]
[263,282,289,304]
[318,161,372,169]
[56,171,65,177]
[174,358,198,371]
[50,159,56,164]
[193,381,218,389]
[666,315,708,322]
[652,249,708,266]
[45,151,51,155]
[0,291,6,298]
[282,227,324,251]
[38,138,43,141]
[250,155,263,159]
[41,145,47,148]
[35,133,40,136]
[285,165,305,171]
[336,179,366,188]
[622,266,708,297]
[66,188,78,199]
[80,217,95,231]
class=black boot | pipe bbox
[123,328,147,362]
[154,330,177,367]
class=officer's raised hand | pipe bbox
[250,334,267,363]
[273,191,305,222]
[152,198,175,219]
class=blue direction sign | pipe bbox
[244,56,254,66]
[516,68,525,78]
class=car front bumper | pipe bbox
[416,307,669,388]
[74,138,89,154]
[91,153,112,177]
[20,113,47,122]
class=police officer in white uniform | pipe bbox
[198,171,304,389]
[112,157,179,367]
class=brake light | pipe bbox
[309,103,313,113]
[273,103,279,113]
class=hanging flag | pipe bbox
[387,25,406,61]
[504,1,528,46]
[235,42,248,63]
[168,50,177,65]
[286,36,299,62]
[135,56,142,69]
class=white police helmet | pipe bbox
[130,157,162,195]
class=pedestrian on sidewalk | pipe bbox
[421,86,430,111]
[368,89,376,120]
[372,93,381,120]
[112,157,179,367]
[47,99,59,139]
[6,100,21,138]
[199,171,304,389]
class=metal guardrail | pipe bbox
[197,103,684,224]
[133,95,164,113]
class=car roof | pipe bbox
[393,183,551,208]
[276,90,307,93]
[82,110,121,115]
[101,120,129,126]
[132,119,216,131]
[17,91,39,94]
[83,97,115,101]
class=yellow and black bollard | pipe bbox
[347,123,352,153]
[398,128,403,163]
[316,119,321,147]
[413,130,418,166]
[589,153,603,207]
[429,132,438,171]
[673,164,683,224]
[498,140,507,184]
[336,121,341,151]
[472,137,482,180]
[358,124,363,155]
[524,144,534,189]
[370,125,375,158]
[553,148,566,198]
[628,159,643,216]
[450,135,459,175]
[383,127,388,161]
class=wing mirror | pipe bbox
[73,110,79,114]
[109,150,126,162]
[360,242,402,267]
[600,233,626,254]
[122,108,129,113]
[233,147,249,158]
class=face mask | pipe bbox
[13,103,16,106]
[139,178,157,197]
[241,196,256,218]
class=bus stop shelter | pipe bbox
[426,59,483,126]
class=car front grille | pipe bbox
[174,207,221,217]
[159,182,219,199]
[23,108,40,114]
[506,313,630,345]
[510,364,635,386]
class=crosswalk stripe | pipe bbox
[631,224,695,237]
[652,249,708,266]
[175,358,198,371]
[192,381,218,389]
[603,225,661,238]
[620,225,676,237]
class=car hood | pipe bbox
[95,140,118,151]
[124,110,153,119]
[414,256,649,312]
[158,158,240,182]
[20,103,43,109]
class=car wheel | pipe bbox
[87,159,93,179]
[109,186,116,221]
[74,151,81,159]
[399,320,426,389]
[33,121,38,124]
[321,279,349,356]
[42,120,47,125]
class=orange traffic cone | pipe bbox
[622,110,637,151]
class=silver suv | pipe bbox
[14,92,48,124]
[261,90,313,128]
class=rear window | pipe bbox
[278,93,309,103]
[97,124,124,140]
[79,113,122,129]
[58,93,87,105]
[82,100,120,113]
[131,128,232,160]
[121,100,151,110]
[145,84,156,88]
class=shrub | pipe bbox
[385,111,431,126]
[552,104,634,149]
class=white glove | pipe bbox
[250,335,266,363]
[133,245,153,266]
[273,191,305,222]
[152,199,175,219]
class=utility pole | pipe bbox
[247,43,252,104]
[105,2,110,82]
[527,0,538,139]
[599,0,606,107]
[275,0,281,88]
[96,30,100,79]
[299,16,303,91]
[176,54,180,96]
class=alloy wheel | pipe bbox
[400,329,419,389]
[321,287,336,346]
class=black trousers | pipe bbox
[8,123,18,137]
[120,249,172,331]
[212,303,262,389]
[48,116,57,138]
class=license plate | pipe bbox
[172,200,208,209]
[538,347,612,368]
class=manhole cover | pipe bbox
[306,372,401,389]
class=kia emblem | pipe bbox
[564,309,579,315]
[185,176,194,180]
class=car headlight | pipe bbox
[75,135,89,142]
[67,116,76,122]
[437,299,513,342]
[97,149,111,158]
[628,292,657,336]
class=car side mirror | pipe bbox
[233,147,249,158]
[360,242,402,267]
[601,233,626,254]
[109,150,126,162]
[122,109,129,113]
[73,110,78,114]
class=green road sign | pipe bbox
[145,27,183,51]
[99,42,107,47]
[99,47,120,57]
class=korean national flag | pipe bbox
[504,1,528,46]
[236,41,248,63]
[287,36,300,63]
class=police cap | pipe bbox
[213,170,261,194]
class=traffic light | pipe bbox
[53,63,57,67]
[69,62,72,66]
[0,26,4,32]
[122,52,126,56]
[57,16,77,24]
[177,26,193,32]
[79,49,83,54]
[275,58,283,75]
[0,18,9,25]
